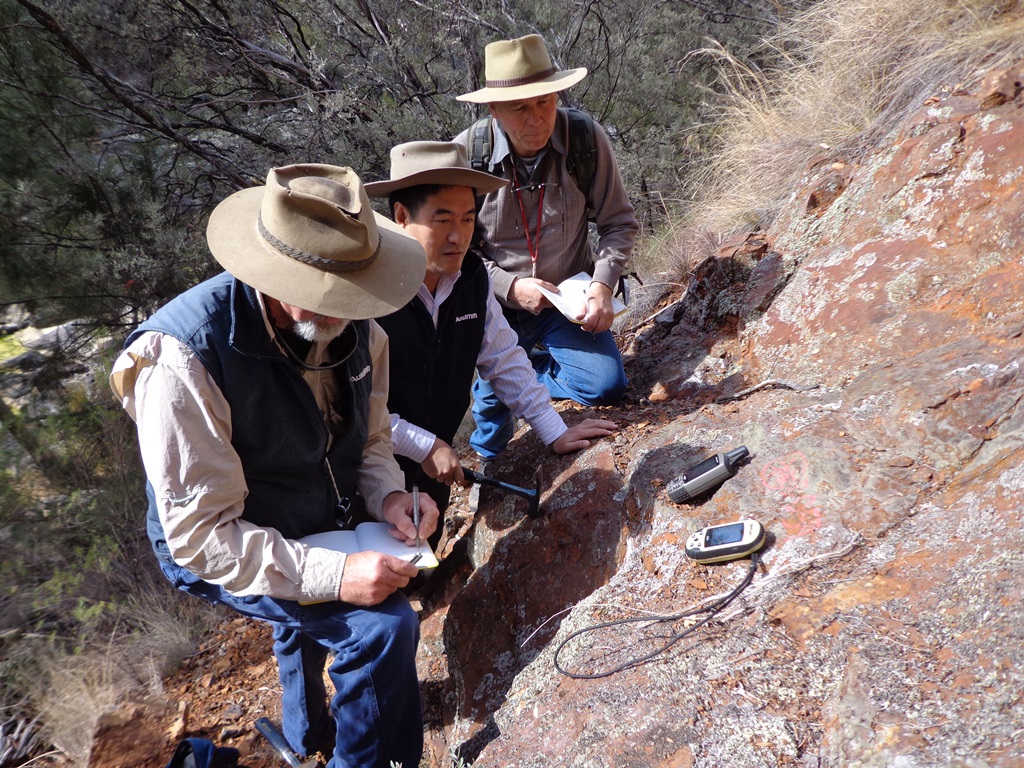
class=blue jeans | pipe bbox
[159,560,422,768]
[470,307,627,459]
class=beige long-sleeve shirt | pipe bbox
[110,316,405,604]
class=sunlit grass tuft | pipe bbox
[686,0,1024,239]
[29,596,221,764]
[0,335,27,363]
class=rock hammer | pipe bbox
[462,466,542,517]
[255,717,319,768]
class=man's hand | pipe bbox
[551,418,618,455]
[510,277,558,314]
[581,281,615,333]
[380,489,439,545]
[421,438,465,485]
[338,550,418,606]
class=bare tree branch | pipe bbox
[14,0,252,187]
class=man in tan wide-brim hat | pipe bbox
[109,164,438,768]
[453,34,639,463]
[365,141,617,540]
[456,32,588,105]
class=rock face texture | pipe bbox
[80,63,1024,768]
[418,64,1024,767]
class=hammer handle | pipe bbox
[463,467,531,495]
[255,717,303,768]
[461,467,541,517]
[462,467,492,487]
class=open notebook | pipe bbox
[535,271,627,323]
[301,521,438,569]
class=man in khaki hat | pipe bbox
[109,164,438,768]
[365,142,617,536]
[454,34,639,461]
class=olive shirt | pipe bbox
[454,107,639,306]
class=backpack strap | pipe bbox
[467,115,493,173]
[563,107,598,221]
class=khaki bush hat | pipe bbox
[206,164,426,319]
[457,34,587,104]
[363,141,508,197]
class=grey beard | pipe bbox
[293,317,349,343]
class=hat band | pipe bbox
[258,214,379,274]
[485,66,557,89]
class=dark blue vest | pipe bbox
[129,273,372,560]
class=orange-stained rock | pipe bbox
[433,62,1024,768]
[86,60,1024,768]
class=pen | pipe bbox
[412,485,421,552]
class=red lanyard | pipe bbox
[510,163,545,278]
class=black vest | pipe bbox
[128,273,373,559]
[377,253,489,480]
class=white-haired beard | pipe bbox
[292,316,350,343]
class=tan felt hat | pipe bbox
[457,34,587,104]
[206,164,425,319]
[363,141,508,197]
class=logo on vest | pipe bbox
[351,365,371,382]
[455,313,479,323]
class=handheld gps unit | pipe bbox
[685,519,766,563]
[666,446,750,503]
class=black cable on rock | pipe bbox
[553,552,761,679]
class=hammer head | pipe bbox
[462,465,543,517]
[526,465,543,517]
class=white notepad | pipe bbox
[535,272,627,323]
[300,522,438,569]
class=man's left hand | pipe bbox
[551,418,618,454]
[582,281,615,333]
[421,437,465,485]
[381,490,439,545]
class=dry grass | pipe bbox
[683,0,1024,238]
[28,596,220,764]
[35,652,131,763]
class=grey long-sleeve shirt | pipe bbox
[455,108,639,305]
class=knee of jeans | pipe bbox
[375,596,420,654]
[577,370,627,406]
[472,383,503,413]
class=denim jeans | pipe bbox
[159,560,422,768]
[470,307,627,458]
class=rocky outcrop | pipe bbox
[79,62,1024,768]
[419,62,1024,767]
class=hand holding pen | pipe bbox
[379,488,437,558]
[412,485,422,555]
